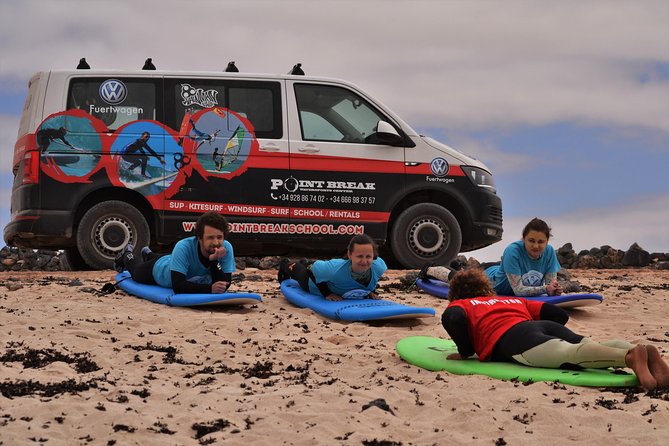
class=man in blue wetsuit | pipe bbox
[115,212,235,294]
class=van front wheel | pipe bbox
[76,201,150,270]
[390,203,462,269]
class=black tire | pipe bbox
[61,247,91,271]
[76,201,149,270]
[390,203,462,269]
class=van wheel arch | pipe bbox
[76,200,150,270]
[390,203,462,269]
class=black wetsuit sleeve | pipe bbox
[315,281,333,297]
[142,141,163,160]
[441,306,475,358]
[210,261,232,291]
[171,270,211,294]
[539,302,569,325]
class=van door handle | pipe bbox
[298,144,320,153]
[259,143,280,152]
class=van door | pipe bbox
[162,78,288,243]
[286,82,408,247]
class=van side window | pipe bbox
[164,80,282,139]
[67,78,158,130]
[294,84,389,144]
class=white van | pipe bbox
[5,65,503,269]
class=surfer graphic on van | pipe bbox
[120,131,165,179]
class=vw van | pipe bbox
[5,66,502,269]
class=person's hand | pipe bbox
[211,281,230,294]
[160,159,166,165]
[546,280,563,296]
[208,246,227,261]
[447,353,462,360]
[325,293,343,301]
[368,292,381,300]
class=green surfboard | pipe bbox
[396,336,639,387]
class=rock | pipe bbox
[557,243,574,255]
[622,243,651,267]
[258,256,282,270]
[650,252,669,262]
[656,261,669,270]
[2,258,16,267]
[557,269,572,281]
[244,257,261,269]
[589,247,603,257]
[466,257,481,269]
[402,271,420,285]
[576,254,600,269]
[235,258,247,270]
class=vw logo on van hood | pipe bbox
[99,79,128,105]
[430,157,450,177]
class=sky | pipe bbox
[0,0,667,262]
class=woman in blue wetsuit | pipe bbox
[278,234,387,300]
[485,217,563,297]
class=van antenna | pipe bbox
[225,61,239,72]
[288,63,304,75]
[143,58,156,70]
[77,58,91,69]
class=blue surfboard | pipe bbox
[280,279,435,321]
[115,272,262,306]
[416,278,602,308]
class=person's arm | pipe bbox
[441,306,475,358]
[210,261,231,292]
[142,142,165,162]
[59,136,74,148]
[506,272,547,297]
[171,270,212,294]
[316,281,341,300]
[543,272,562,295]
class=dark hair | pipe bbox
[141,131,150,139]
[347,234,377,256]
[522,217,552,239]
[447,269,495,301]
[195,211,230,239]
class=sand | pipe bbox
[0,268,667,445]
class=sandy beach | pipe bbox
[0,267,667,445]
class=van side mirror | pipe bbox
[376,120,403,146]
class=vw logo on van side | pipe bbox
[99,79,128,105]
[430,157,450,177]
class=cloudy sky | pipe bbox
[0,0,667,261]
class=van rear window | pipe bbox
[67,78,159,131]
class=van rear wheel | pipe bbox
[61,247,91,271]
[390,203,462,269]
[76,201,149,270]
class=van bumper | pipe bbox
[460,192,503,252]
[4,211,74,248]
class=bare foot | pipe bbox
[646,345,669,388]
[625,345,657,390]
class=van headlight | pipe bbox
[462,166,496,193]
